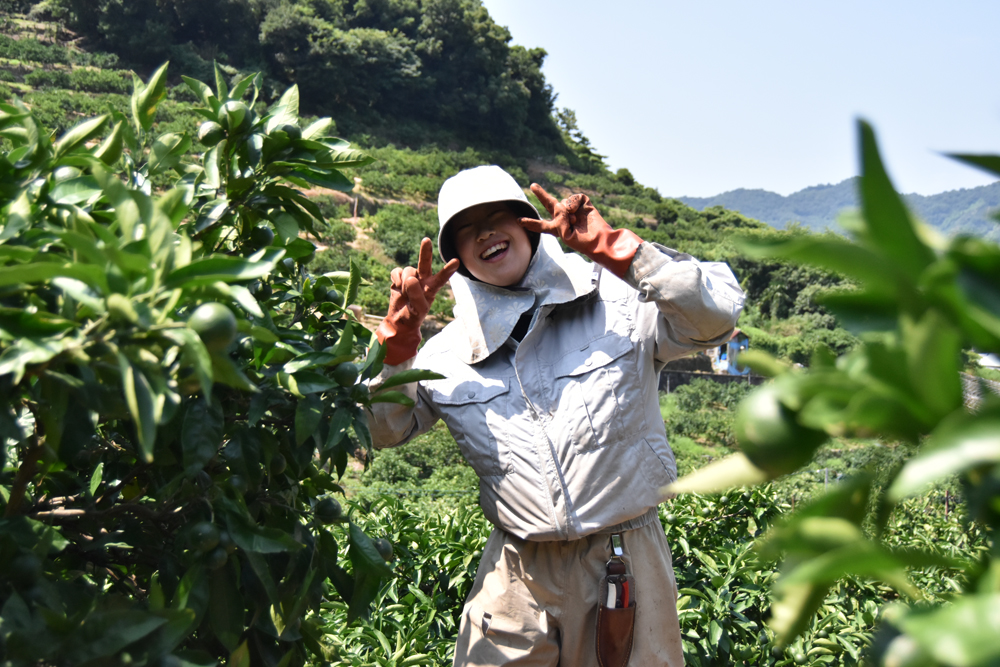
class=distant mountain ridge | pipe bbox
[678,178,1000,240]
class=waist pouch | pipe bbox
[597,534,635,667]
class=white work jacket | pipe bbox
[369,235,745,541]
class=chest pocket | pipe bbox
[428,377,512,478]
[551,334,635,452]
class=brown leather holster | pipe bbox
[596,534,636,667]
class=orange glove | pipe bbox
[520,184,642,279]
[376,238,460,366]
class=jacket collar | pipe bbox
[448,235,599,364]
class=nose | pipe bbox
[476,226,495,243]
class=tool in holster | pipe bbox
[597,533,636,667]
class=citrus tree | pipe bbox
[671,121,1000,666]
[0,63,433,666]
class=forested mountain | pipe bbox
[30,0,563,150]
[680,177,1000,240]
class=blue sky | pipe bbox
[480,0,1000,198]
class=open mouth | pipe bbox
[480,241,509,261]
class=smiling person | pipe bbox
[370,165,745,667]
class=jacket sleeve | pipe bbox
[366,357,440,449]
[623,242,745,364]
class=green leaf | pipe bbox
[730,349,791,378]
[295,394,324,447]
[229,73,257,102]
[214,61,229,101]
[135,62,169,131]
[181,75,215,107]
[857,120,936,281]
[50,176,102,205]
[0,336,68,384]
[72,611,168,664]
[369,391,415,407]
[162,328,213,400]
[346,256,360,306]
[322,146,374,168]
[888,405,1000,501]
[287,166,354,191]
[89,462,104,496]
[347,520,392,604]
[947,153,1000,180]
[0,261,109,293]
[769,583,832,645]
[182,399,224,477]
[228,641,251,667]
[202,144,221,190]
[375,368,444,392]
[164,251,281,289]
[54,115,108,158]
[302,117,333,140]
[93,120,125,165]
[283,352,346,374]
[221,502,302,553]
[118,354,159,463]
[665,453,768,495]
[289,370,338,395]
[903,308,962,420]
[325,406,353,454]
[209,560,244,652]
[899,593,1000,667]
[148,132,191,175]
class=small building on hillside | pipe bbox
[707,329,750,375]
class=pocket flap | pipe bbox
[553,333,632,379]
[428,377,509,405]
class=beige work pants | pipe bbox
[452,519,684,667]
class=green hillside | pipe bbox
[680,177,1000,241]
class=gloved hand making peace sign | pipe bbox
[375,238,460,366]
[519,183,643,279]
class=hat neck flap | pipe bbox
[447,235,599,364]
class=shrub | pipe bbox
[23,67,70,89]
[67,67,130,93]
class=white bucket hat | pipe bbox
[437,165,540,264]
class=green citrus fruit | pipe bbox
[190,522,220,552]
[373,538,394,562]
[270,453,287,475]
[315,497,343,524]
[218,530,237,554]
[332,362,360,388]
[198,121,225,146]
[793,653,806,665]
[188,302,237,352]
[274,123,301,140]
[735,384,827,478]
[665,513,676,525]
[206,547,228,570]
[700,506,711,517]
[221,100,252,133]
[249,225,274,249]
[325,288,344,306]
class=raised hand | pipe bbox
[376,237,460,365]
[519,183,643,279]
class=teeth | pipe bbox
[481,241,508,259]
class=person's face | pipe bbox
[451,202,533,287]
